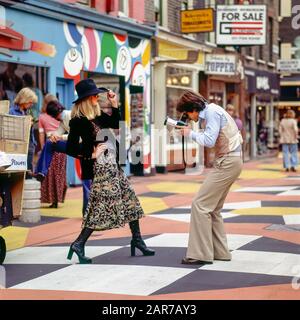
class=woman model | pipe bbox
[66,78,155,264]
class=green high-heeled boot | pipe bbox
[67,227,93,264]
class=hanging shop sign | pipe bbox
[277,59,300,73]
[216,5,267,45]
[245,68,280,96]
[181,8,214,33]
[205,54,236,75]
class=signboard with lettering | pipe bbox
[216,5,266,45]
[181,8,214,33]
[277,59,300,73]
[205,54,236,75]
[5,154,27,171]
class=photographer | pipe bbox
[176,90,243,265]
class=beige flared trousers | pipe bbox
[186,155,243,262]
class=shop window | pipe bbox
[155,0,168,28]
[258,45,264,61]
[155,0,161,25]
[280,86,300,101]
[268,17,273,62]
[181,0,193,10]
[166,67,194,144]
[0,62,47,121]
[119,0,129,17]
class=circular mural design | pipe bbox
[142,41,151,73]
[128,37,143,58]
[63,22,84,47]
[114,34,127,46]
[64,48,83,77]
[81,28,101,71]
[104,57,114,74]
[101,33,117,73]
[116,46,132,82]
[131,62,146,87]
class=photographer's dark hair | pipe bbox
[177,90,208,113]
[46,100,65,119]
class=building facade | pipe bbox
[153,0,280,172]
[278,0,300,124]
[0,0,156,183]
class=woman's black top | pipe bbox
[66,108,120,180]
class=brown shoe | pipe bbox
[181,257,213,265]
[214,258,231,261]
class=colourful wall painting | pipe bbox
[62,22,152,175]
[0,7,152,177]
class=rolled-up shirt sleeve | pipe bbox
[189,111,222,148]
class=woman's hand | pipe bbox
[107,90,118,108]
[92,144,107,159]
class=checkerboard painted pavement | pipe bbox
[1,156,300,299]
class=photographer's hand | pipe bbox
[176,125,192,137]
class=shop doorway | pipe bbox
[56,78,74,109]
[129,85,144,176]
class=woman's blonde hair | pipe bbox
[41,93,58,113]
[286,109,296,119]
[14,87,38,106]
[71,97,101,120]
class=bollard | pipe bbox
[20,179,41,223]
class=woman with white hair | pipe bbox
[279,109,299,172]
[9,87,38,177]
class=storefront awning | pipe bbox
[156,39,205,70]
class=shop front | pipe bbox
[153,35,207,173]
[202,53,244,166]
[0,1,155,182]
[245,68,280,159]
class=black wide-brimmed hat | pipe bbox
[73,78,109,104]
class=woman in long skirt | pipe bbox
[66,79,155,264]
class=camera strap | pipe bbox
[182,135,186,170]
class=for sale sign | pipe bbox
[216,5,266,45]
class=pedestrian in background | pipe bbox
[9,87,38,178]
[226,104,243,132]
[38,94,58,149]
[39,100,67,208]
[279,109,299,172]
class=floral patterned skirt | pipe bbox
[41,152,67,204]
[83,150,144,231]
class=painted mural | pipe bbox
[62,22,152,175]
[0,7,152,178]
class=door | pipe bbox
[56,78,81,186]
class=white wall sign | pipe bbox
[5,154,27,171]
[205,54,236,75]
[256,76,270,91]
[216,5,267,45]
[277,59,300,73]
